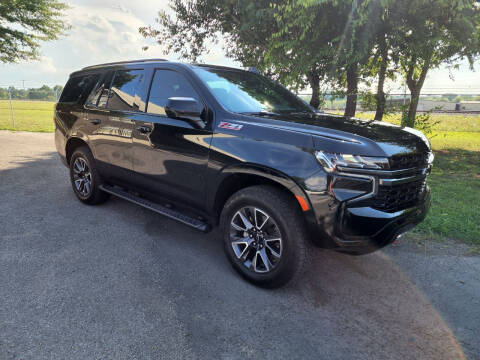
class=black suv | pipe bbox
[55,59,433,287]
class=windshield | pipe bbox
[193,67,313,114]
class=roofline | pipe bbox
[71,59,253,78]
[191,63,248,72]
[81,58,169,70]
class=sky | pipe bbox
[1,0,479,95]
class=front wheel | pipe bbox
[220,185,309,288]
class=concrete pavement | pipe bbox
[1,131,478,359]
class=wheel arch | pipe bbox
[209,164,312,224]
[65,137,90,165]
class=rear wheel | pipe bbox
[69,146,109,205]
[220,185,309,288]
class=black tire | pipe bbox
[220,185,309,288]
[69,146,109,205]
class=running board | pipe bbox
[99,184,209,232]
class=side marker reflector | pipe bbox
[295,195,309,211]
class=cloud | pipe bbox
[2,0,477,92]
[0,0,234,86]
[111,4,131,14]
[29,56,57,74]
[63,1,234,67]
[64,4,154,63]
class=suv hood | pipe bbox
[240,112,431,157]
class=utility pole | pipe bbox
[9,88,15,129]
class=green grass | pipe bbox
[1,100,479,244]
[0,100,55,132]
[349,112,480,244]
[430,131,480,151]
[348,111,480,132]
[417,150,480,244]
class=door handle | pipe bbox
[90,119,101,125]
[137,126,152,134]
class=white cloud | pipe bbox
[0,0,173,86]
[23,56,58,74]
[63,4,154,64]
[0,0,479,93]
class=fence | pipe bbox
[297,93,480,114]
[0,99,56,132]
[2,93,480,132]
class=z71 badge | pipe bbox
[218,121,243,131]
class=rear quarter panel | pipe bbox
[54,102,91,161]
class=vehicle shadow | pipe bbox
[78,185,468,360]
[0,147,467,360]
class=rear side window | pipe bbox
[86,71,114,108]
[108,69,146,112]
[147,69,199,115]
[59,74,99,103]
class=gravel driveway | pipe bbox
[1,131,478,360]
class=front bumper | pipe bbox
[332,187,430,254]
[303,168,431,254]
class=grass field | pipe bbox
[0,100,55,132]
[1,100,479,244]
[420,149,480,244]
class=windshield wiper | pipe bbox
[287,110,316,115]
[239,110,281,117]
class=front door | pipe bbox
[132,68,212,209]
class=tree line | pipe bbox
[0,85,63,101]
[140,0,480,128]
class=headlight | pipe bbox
[315,151,389,172]
[427,152,435,164]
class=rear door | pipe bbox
[131,67,213,209]
[86,68,147,184]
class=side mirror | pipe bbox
[165,97,206,128]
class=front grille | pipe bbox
[389,153,429,170]
[372,179,426,212]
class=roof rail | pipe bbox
[82,58,168,70]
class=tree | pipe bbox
[140,1,276,65]
[140,0,376,116]
[365,0,401,121]
[266,1,346,109]
[0,85,63,100]
[259,0,384,117]
[0,0,69,63]
[140,0,326,109]
[142,0,480,126]
[396,0,480,127]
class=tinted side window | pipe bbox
[147,70,199,115]
[86,71,114,108]
[59,74,99,103]
[108,69,145,112]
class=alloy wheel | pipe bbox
[230,206,283,273]
[72,157,93,197]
